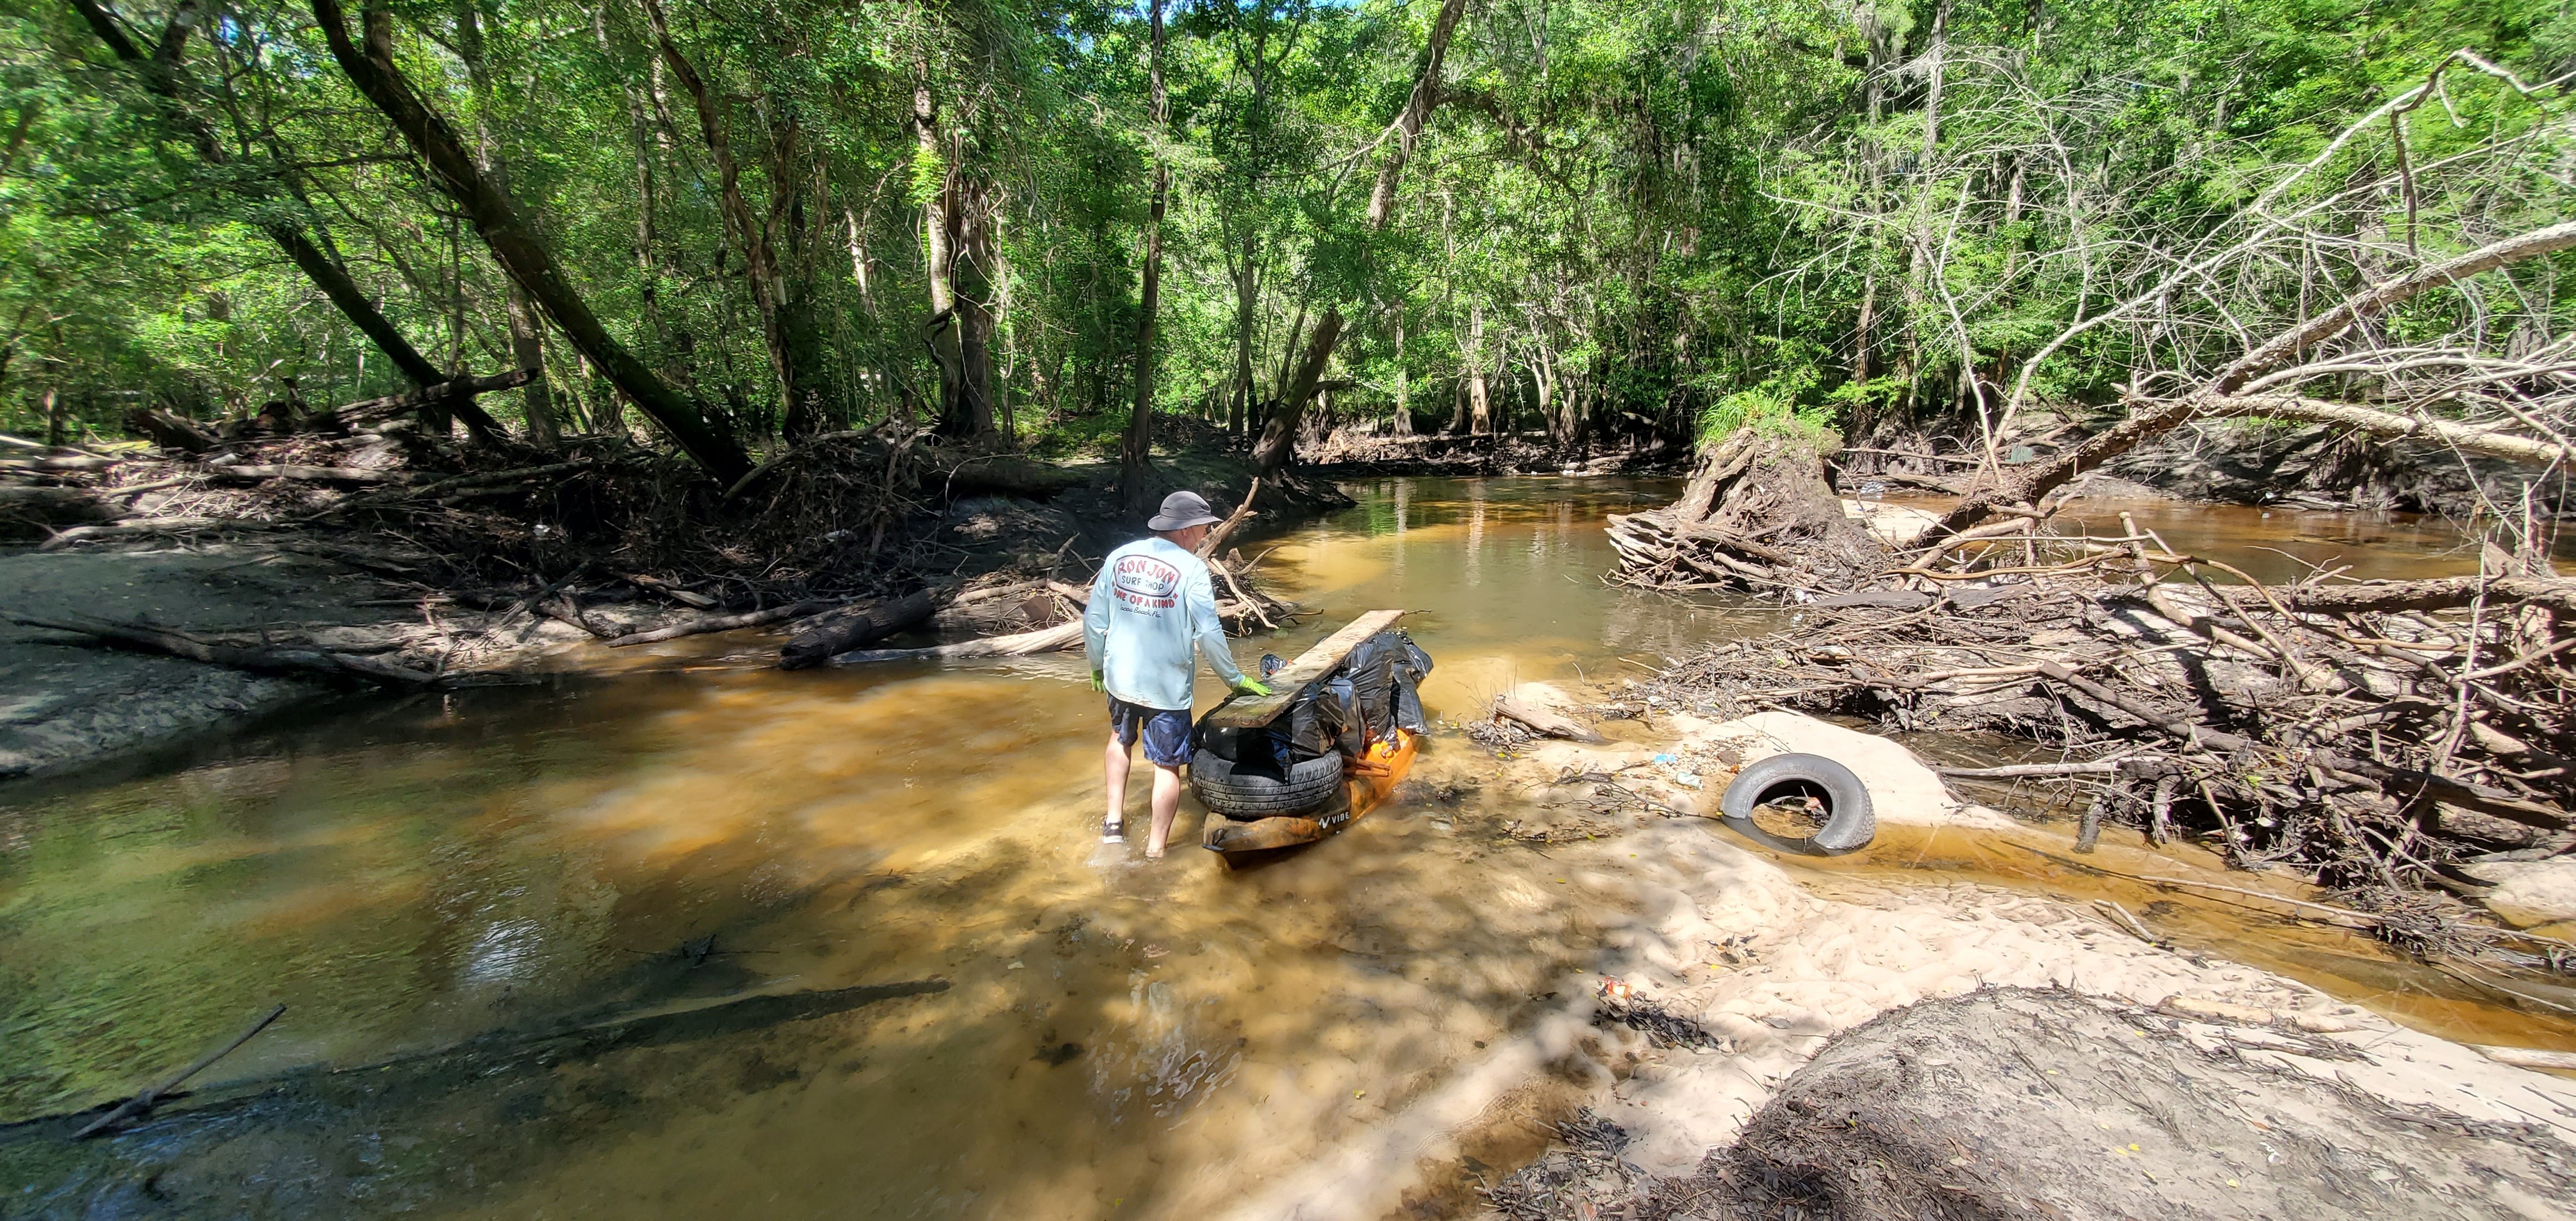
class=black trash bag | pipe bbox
[1192,629,1434,773]
[1340,630,1433,744]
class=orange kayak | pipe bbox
[1201,729,1418,863]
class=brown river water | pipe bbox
[1,478,2568,1218]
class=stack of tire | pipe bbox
[1192,630,1432,819]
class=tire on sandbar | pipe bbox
[1191,749,1344,819]
[1717,752,1876,854]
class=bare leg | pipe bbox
[1145,763,1185,858]
[1103,734,1132,839]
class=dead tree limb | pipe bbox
[1933,220,2576,539]
[605,600,832,647]
[2202,394,2576,466]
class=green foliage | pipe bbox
[1,0,2566,453]
[1697,367,1838,448]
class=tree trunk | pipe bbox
[1252,314,1342,472]
[951,179,999,438]
[912,61,967,433]
[1466,305,1491,436]
[1392,309,1412,435]
[1230,233,1258,439]
[1120,0,1171,513]
[311,0,748,482]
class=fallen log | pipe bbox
[303,458,595,519]
[1196,477,1263,559]
[205,464,408,485]
[1493,693,1607,744]
[622,573,718,608]
[2275,576,2576,617]
[2470,1044,2576,1071]
[310,369,532,438]
[0,455,119,472]
[831,620,1084,665]
[124,408,220,452]
[778,589,944,669]
[606,600,832,647]
[13,616,439,688]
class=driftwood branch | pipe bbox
[72,1004,286,1140]
[605,600,832,647]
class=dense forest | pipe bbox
[1,0,2570,486]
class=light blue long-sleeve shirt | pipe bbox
[1083,536,1245,711]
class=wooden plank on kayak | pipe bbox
[1204,609,1405,730]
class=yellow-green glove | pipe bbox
[1089,669,1106,693]
[1230,676,1272,698]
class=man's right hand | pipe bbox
[1089,669,1106,693]
[1229,676,1272,698]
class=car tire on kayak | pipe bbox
[1191,749,1344,819]
[1717,753,1876,854]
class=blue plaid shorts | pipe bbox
[1109,697,1194,768]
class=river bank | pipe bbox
[0,425,1336,779]
[4,476,2570,1220]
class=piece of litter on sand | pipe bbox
[1005,961,1025,970]
[1673,771,1702,789]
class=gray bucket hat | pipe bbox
[1148,490,1223,532]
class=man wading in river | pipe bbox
[1085,490,1270,859]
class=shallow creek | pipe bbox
[2,478,2568,1218]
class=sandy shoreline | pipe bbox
[1225,685,2576,1219]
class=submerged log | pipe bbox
[831,620,1084,665]
[778,589,943,669]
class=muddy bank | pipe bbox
[0,429,1330,780]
